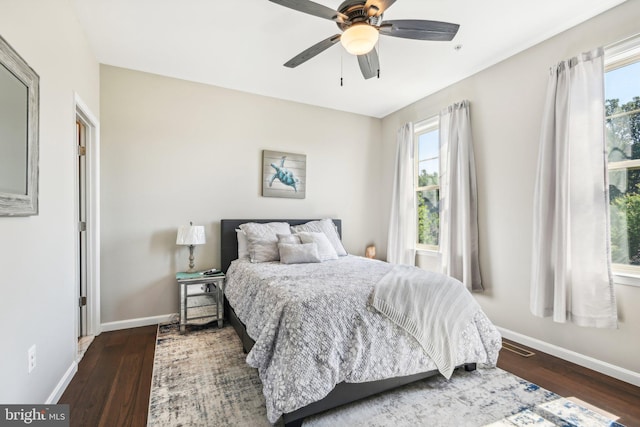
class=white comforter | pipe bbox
[224,256,501,424]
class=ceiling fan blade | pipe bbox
[357,48,380,80]
[364,0,397,17]
[379,19,459,41]
[269,0,349,23]
[284,34,342,68]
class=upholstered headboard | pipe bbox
[220,219,342,273]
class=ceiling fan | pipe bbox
[269,0,460,79]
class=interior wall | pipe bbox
[381,0,640,374]
[0,0,99,403]
[100,65,383,323]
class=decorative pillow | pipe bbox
[278,233,301,245]
[236,229,249,259]
[296,231,339,261]
[291,219,347,256]
[247,237,280,263]
[239,222,291,263]
[278,243,321,264]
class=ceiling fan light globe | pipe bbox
[340,24,379,55]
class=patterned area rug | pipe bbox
[147,324,620,426]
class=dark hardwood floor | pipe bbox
[498,339,640,426]
[59,325,157,427]
[59,327,640,427]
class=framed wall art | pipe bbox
[262,150,306,199]
[0,35,39,216]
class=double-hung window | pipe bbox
[415,117,440,251]
[605,35,640,280]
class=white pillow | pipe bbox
[291,219,347,256]
[278,233,301,245]
[296,231,338,261]
[247,237,281,263]
[236,229,249,259]
[239,222,291,263]
[278,243,321,264]
[239,222,291,239]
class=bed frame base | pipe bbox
[226,302,476,427]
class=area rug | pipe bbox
[487,397,625,427]
[147,324,621,427]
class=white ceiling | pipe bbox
[73,0,626,118]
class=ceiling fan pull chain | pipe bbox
[340,52,344,87]
[377,39,381,79]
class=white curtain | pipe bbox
[387,122,416,265]
[531,48,618,328]
[439,100,483,291]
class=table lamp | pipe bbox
[176,222,206,272]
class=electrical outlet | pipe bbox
[28,345,36,373]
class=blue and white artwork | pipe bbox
[262,150,306,199]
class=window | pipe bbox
[605,35,640,275]
[415,117,439,251]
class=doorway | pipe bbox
[77,119,87,338]
[74,95,101,361]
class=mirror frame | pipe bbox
[0,35,39,216]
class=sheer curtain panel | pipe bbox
[531,48,618,328]
[439,100,483,291]
[387,122,416,265]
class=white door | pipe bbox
[77,119,88,337]
[74,95,101,342]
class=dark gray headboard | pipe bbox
[220,219,342,273]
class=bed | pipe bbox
[221,219,501,426]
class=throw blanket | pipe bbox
[372,264,481,379]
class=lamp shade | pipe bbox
[340,24,379,55]
[176,225,206,245]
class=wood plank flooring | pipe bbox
[499,338,640,426]
[59,325,157,427]
[59,327,640,427]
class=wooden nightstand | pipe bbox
[176,271,225,333]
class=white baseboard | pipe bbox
[47,361,77,404]
[497,326,640,387]
[101,313,178,332]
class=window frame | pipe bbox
[604,33,640,287]
[414,116,440,253]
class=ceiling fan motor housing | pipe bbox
[337,0,383,31]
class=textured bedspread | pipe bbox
[224,256,501,424]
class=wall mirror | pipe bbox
[0,35,39,216]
